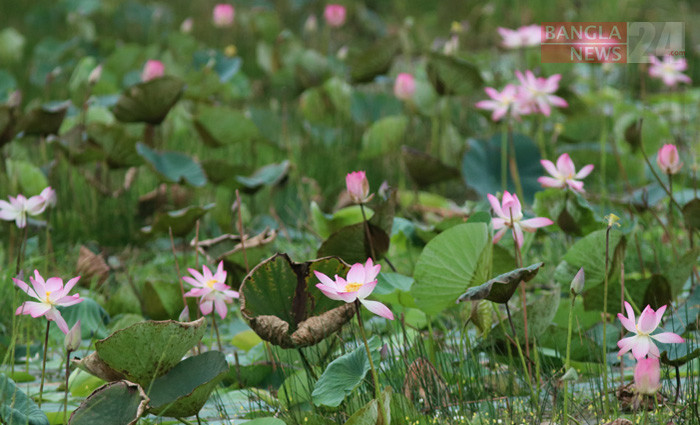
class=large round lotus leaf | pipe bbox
[349,36,400,83]
[112,76,184,125]
[148,351,228,417]
[426,52,483,96]
[69,381,148,425]
[411,223,492,315]
[401,146,460,188]
[240,254,356,348]
[0,373,49,425]
[194,104,259,147]
[94,318,206,386]
[136,143,207,187]
[73,351,127,382]
[19,100,70,136]
[140,203,215,237]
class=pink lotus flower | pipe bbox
[487,191,553,248]
[394,73,416,101]
[141,60,165,82]
[656,144,683,175]
[617,301,684,359]
[38,186,57,210]
[0,193,46,228]
[515,70,568,117]
[475,84,522,121]
[648,55,691,87]
[314,258,394,320]
[346,171,373,204]
[213,4,235,28]
[634,357,661,395]
[183,261,239,319]
[14,271,83,334]
[324,4,346,28]
[498,25,541,49]
[538,153,594,193]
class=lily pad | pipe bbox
[69,381,148,425]
[0,373,49,425]
[349,36,400,83]
[240,254,355,348]
[401,146,461,187]
[148,351,228,417]
[426,52,483,96]
[194,104,259,147]
[20,101,70,136]
[235,161,290,194]
[88,318,207,386]
[457,262,544,304]
[113,76,184,125]
[411,223,492,315]
[141,204,215,237]
[136,143,207,187]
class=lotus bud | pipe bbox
[345,171,373,204]
[141,60,164,82]
[656,144,683,175]
[64,320,81,352]
[393,73,416,101]
[570,267,585,296]
[324,4,346,28]
[88,64,102,85]
[213,4,235,28]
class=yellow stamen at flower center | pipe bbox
[206,279,218,289]
[343,282,363,293]
[45,291,53,302]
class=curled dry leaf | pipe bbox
[76,245,110,286]
[246,303,356,348]
[192,228,277,263]
[457,262,544,304]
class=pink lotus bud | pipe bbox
[88,64,102,85]
[346,171,373,204]
[656,144,683,175]
[141,60,164,82]
[64,320,81,352]
[634,357,661,395]
[180,17,193,33]
[213,4,235,28]
[570,267,584,295]
[324,4,346,28]
[394,73,416,101]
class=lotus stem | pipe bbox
[168,227,188,318]
[602,225,612,416]
[504,302,538,412]
[39,320,50,408]
[563,290,577,424]
[507,122,525,202]
[355,300,385,423]
[501,123,508,192]
[64,348,72,424]
[236,189,250,273]
[212,314,223,351]
[511,209,531,378]
[360,203,377,261]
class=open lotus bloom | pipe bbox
[314,258,394,320]
[617,301,684,359]
[487,191,553,248]
[183,261,239,319]
[475,84,522,121]
[656,144,683,175]
[538,153,594,193]
[515,70,568,117]
[14,270,83,334]
[0,194,47,228]
[634,357,661,395]
[648,55,691,87]
[497,25,541,49]
[345,170,373,204]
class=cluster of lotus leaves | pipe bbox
[72,318,228,421]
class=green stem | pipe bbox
[360,204,377,261]
[507,122,525,201]
[504,302,538,412]
[563,292,577,424]
[501,123,508,193]
[64,349,72,424]
[212,314,222,351]
[602,225,612,417]
[355,300,385,423]
[39,321,50,408]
